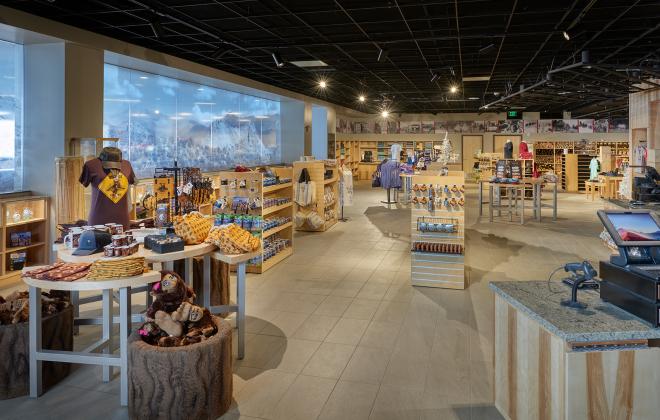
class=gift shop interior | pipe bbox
[1,1,660,419]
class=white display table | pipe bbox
[23,270,160,406]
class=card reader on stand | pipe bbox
[597,210,660,326]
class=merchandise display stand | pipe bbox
[409,172,466,289]
[293,160,339,232]
[0,195,50,284]
[214,167,294,273]
[381,188,397,205]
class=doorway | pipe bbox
[462,135,483,174]
[493,135,522,158]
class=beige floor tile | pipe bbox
[318,380,379,420]
[342,298,381,320]
[302,342,356,379]
[272,375,337,420]
[355,283,389,300]
[263,338,321,374]
[330,280,366,298]
[340,345,390,384]
[359,320,401,349]
[259,311,310,337]
[325,318,370,345]
[232,369,297,418]
[382,352,429,390]
[235,334,287,369]
[292,314,339,341]
[369,384,424,420]
[314,296,353,317]
[271,292,326,314]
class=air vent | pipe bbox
[290,60,328,68]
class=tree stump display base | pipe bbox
[0,306,73,399]
[128,316,233,420]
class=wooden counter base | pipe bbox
[494,294,660,420]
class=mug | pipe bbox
[64,228,84,249]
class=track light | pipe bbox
[430,73,439,83]
[449,66,455,77]
[563,31,570,41]
[377,47,389,62]
[149,18,165,39]
[272,51,285,68]
[319,80,327,88]
[358,95,366,102]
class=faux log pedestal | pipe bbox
[0,306,73,399]
[128,316,233,420]
[490,281,660,420]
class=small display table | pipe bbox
[598,175,624,199]
[208,250,260,359]
[481,179,556,224]
[24,270,160,406]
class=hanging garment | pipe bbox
[503,141,513,159]
[294,168,317,206]
[390,143,402,160]
[589,158,600,180]
[340,169,354,207]
[380,159,402,189]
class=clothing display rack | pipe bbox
[293,160,339,232]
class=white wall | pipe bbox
[312,106,328,159]
[280,99,305,163]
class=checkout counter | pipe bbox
[491,209,660,419]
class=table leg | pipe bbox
[489,185,494,222]
[102,289,113,382]
[203,254,211,309]
[520,188,525,224]
[29,285,42,398]
[478,182,483,216]
[71,291,79,335]
[537,184,542,222]
[163,260,174,271]
[508,187,513,222]
[553,183,558,220]
[119,287,131,407]
[184,257,193,288]
[237,262,246,360]
[496,185,502,217]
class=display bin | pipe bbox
[0,306,73,399]
[128,316,233,420]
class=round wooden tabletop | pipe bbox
[53,242,217,264]
[22,269,161,291]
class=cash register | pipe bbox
[597,210,660,326]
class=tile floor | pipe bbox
[0,181,614,419]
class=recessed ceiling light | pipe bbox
[358,95,366,102]
[319,80,327,88]
[449,86,458,94]
[290,60,327,68]
[381,110,389,118]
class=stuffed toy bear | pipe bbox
[154,310,183,337]
[138,321,167,345]
[146,271,196,319]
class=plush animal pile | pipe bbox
[138,271,217,347]
[0,290,70,325]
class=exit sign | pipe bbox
[507,111,521,119]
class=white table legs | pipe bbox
[28,285,133,406]
[204,258,247,360]
[29,285,42,398]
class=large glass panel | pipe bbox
[0,40,23,193]
[103,63,281,179]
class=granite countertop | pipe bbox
[490,281,660,343]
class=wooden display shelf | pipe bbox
[4,241,46,254]
[5,217,46,228]
[262,202,293,216]
[293,160,339,232]
[215,168,293,274]
[263,222,292,239]
[247,247,293,274]
[263,182,292,194]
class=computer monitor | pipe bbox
[598,210,660,247]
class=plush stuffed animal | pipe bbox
[154,310,183,337]
[157,336,182,347]
[186,307,217,340]
[138,321,167,346]
[146,271,196,319]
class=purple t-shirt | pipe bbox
[79,158,136,230]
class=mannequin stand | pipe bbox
[381,188,397,204]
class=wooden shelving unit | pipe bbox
[335,140,360,176]
[215,167,293,273]
[0,194,49,283]
[293,160,339,232]
[410,173,466,290]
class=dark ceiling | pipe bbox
[5,0,660,117]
